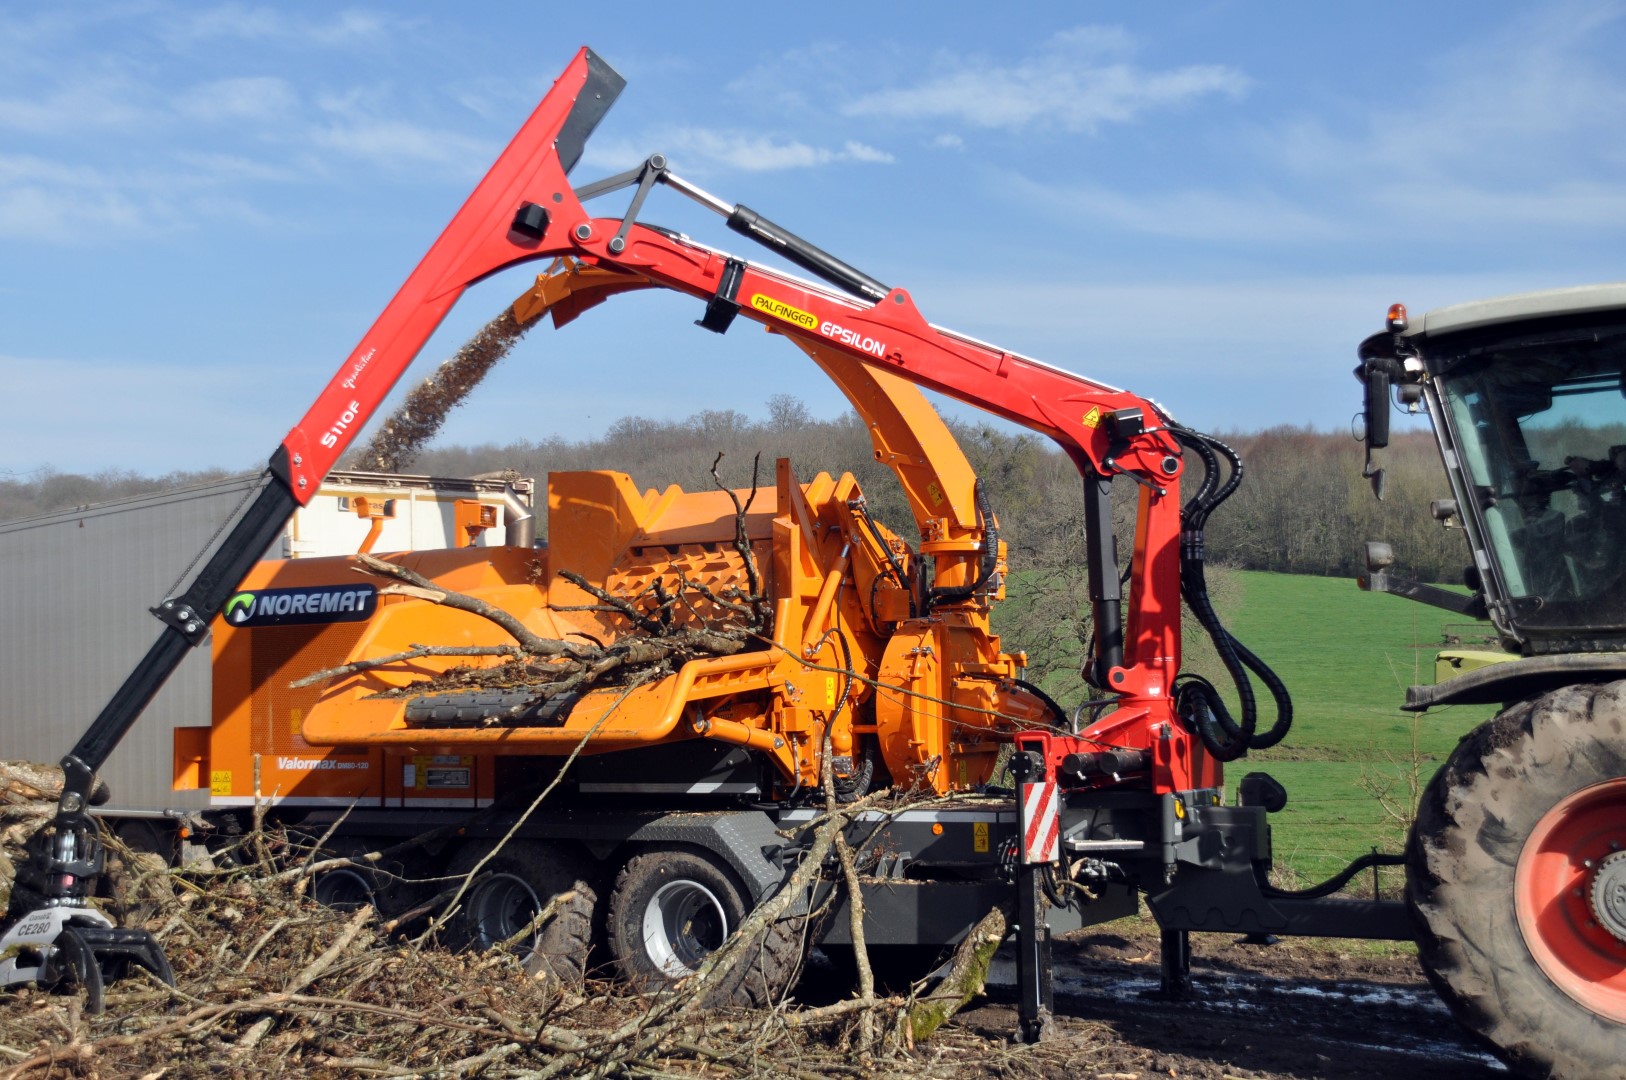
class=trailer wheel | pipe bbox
[607,848,802,1007]
[101,820,174,926]
[443,841,596,988]
[310,864,376,912]
[1407,680,1626,1079]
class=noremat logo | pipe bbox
[224,585,377,627]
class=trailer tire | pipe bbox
[310,862,377,912]
[443,840,596,988]
[1407,680,1626,1080]
[607,848,802,1008]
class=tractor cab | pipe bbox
[1359,284,1626,661]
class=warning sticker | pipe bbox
[1081,406,1102,429]
[210,770,233,796]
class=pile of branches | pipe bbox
[297,454,772,714]
[0,780,1053,1080]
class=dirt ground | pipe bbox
[939,921,1507,1080]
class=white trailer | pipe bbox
[0,470,532,819]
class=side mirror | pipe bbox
[1364,365,1391,450]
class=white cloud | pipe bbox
[0,149,294,242]
[174,76,298,124]
[0,155,150,240]
[1373,181,1626,231]
[932,134,964,151]
[1259,2,1626,233]
[309,118,493,172]
[172,151,305,185]
[0,184,144,242]
[1004,172,1343,245]
[584,128,894,174]
[838,141,894,164]
[0,80,151,134]
[158,4,397,49]
[843,25,1247,134]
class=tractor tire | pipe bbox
[443,840,596,988]
[1407,680,1626,1079]
[606,848,803,1008]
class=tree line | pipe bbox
[0,398,1467,586]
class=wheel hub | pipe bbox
[643,879,727,978]
[1591,849,1626,945]
[467,874,541,950]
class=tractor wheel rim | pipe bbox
[642,879,727,978]
[1514,777,1626,1022]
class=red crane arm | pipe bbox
[274,46,1197,774]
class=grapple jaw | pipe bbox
[0,905,175,1014]
[2,802,175,1013]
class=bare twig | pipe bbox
[355,553,585,657]
[291,643,530,688]
[823,729,878,1050]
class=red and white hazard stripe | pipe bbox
[1021,780,1060,864]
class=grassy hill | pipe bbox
[1227,571,1496,884]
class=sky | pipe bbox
[5,1,1626,476]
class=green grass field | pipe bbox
[1228,571,1495,883]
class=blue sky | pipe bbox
[5,2,1626,475]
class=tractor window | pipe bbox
[1437,331,1626,635]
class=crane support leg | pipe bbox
[1011,748,1057,1043]
[1159,928,1193,999]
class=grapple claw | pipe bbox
[0,907,174,1014]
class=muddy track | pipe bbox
[965,928,1507,1079]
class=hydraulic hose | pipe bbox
[851,497,914,620]
[926,481,999,610]
[1169,426,1293,760]
[1262,850,1404,899]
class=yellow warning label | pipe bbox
[824,675,837,707]
[926,481,945,507]
[1081,406,1102,429]
[750,293,818,331]
[289,707,303,736]
[210,770,233,796]
[973,821,990,853]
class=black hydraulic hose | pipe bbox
[1169,427,1293,759]
[926,481,998,609]
[852,498,914,618]
[1262,850,1404,900]
[1012,678,1068,728]
[1177,435,1257,755]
